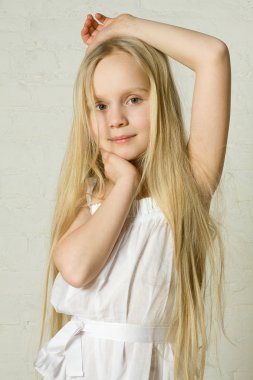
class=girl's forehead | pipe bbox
[94,52,147,78]
[92,53,150,97]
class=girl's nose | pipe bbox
[108,105,128,128]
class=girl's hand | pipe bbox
[100,148,140,186]
[81,13,133,56]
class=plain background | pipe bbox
[0,1,252,379]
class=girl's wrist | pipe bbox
[116,173,140,189]
[115,13,138,39]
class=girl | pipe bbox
[33,12,231,380]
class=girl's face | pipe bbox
[88,51,150,161]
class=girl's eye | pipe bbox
[128,97,141,104]
[95,104,106,111]
[95,97,142,111]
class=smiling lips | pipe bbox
[110,134,136,142]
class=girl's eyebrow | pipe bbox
[94,87,149,99]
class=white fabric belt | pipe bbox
[34,315,173,378]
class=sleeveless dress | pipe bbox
[34,177,175,379]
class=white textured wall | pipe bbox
[0,1,252,379]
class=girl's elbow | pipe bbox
[212,39,230,61]
[52,248,89,288]
[60,269,89,289]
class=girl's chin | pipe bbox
[98,146,141,162]
[105,150,138,161]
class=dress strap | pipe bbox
[86,178,97,207]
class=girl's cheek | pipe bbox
[91,128,99,143]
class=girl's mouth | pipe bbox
[110,135,136,143]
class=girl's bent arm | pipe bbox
[53,176,139,288]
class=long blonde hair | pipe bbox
[36,36,230,380]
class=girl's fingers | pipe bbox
[81,25,91,38]
[89,26,95,34]
[83,16,94,29]
[82,14,101,37]
[86,13,100,28]
[81,26,95,40]
[81,23,91,36]
[91,18,99,28]
[81,13,109,45]
[95,13,107,23]
[81,25,88,33]
[81,28,89,40]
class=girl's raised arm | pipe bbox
[123,14,231,198]
[83,13,231,198]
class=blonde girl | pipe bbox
[33,12,231,380]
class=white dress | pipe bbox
[34,177,175,379]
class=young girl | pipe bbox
[33,12,231,380]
